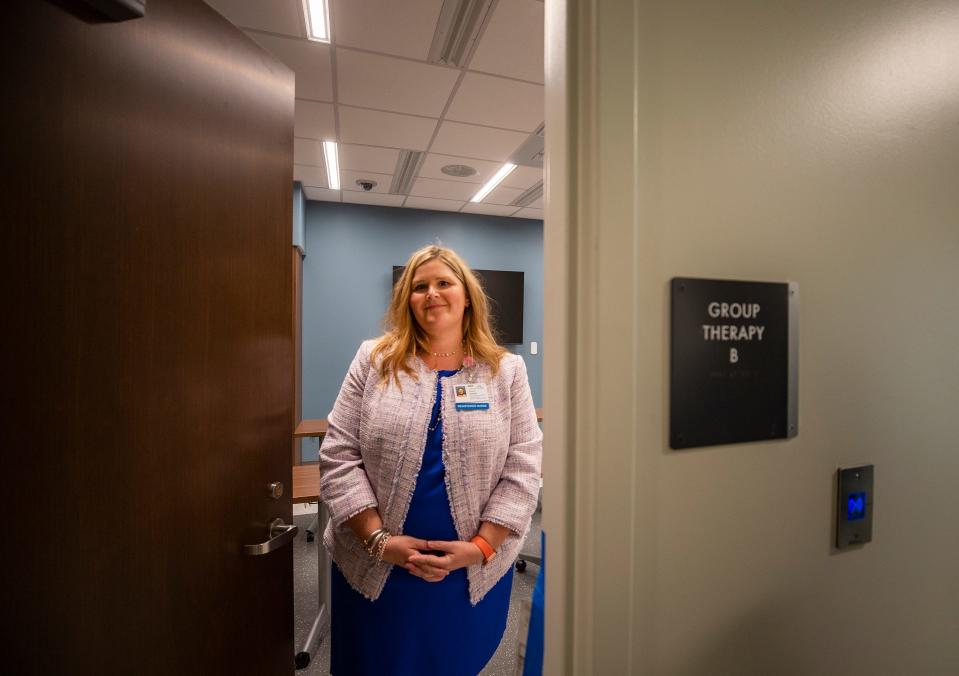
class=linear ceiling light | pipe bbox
[470,163,516,203]
[427,0,496,68]
[302,0,330,43]
[323,140,340,190]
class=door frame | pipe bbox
[544,0,641,672]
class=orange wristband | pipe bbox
[470,535,496,564]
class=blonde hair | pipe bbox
[371,245,507,386]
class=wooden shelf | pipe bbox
[294,419,328,438]
[292,463,319,503]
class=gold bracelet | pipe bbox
[375,533,392,562]
[363,527,386,551]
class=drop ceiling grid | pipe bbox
[294,100,335,140]
[321,0,539,211]
[430,122,529,162]
[331,0,443,61]
[445,72,544,132]
[213,0,544,216]
[247,32,334,101]
[337,107,436,152]
[393,1,542,213]
[409,177,478,202]
[485,185,524,206]
[468,0,545,84]
[335,50,460,118]
[339,145,401,176]
[501,165,542,191]
[294,164,328,188]
[293,138,325,166]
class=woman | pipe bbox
[320,245,542,675]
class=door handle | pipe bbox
[242,518,298,556]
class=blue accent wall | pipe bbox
[301,201,543,461]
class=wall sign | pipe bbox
[670,277,799,449]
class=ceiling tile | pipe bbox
[294,164,328,188]
[404,196,465,212]
[332,0,443,60]
[339,107,437,150]
[484,185,523,205]
[340,169,394,194]
[418,154,500,184]
[337,50,459,118]
[460,203,520,217]
[206,0,304,38]
[341,191,407,207]
[304,186,342,202]
[469,0,544,83]
[430,121,527,162]
[294,138,324,166]
[513,207,544,219]
[295,100,335,140]
[525,195,544,209]
[501,165,542,190]
[446,72,543,132]
[410,177,478,201]
[339,145,400,175]
[246,32,333,101]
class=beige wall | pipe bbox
[633,0,959,673]
[546,0,959,673]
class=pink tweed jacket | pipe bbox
[320,339,543,604]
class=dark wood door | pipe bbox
[3,1,295,673]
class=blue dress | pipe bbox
[331,369,514,676]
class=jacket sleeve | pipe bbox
[480,355,543,534]
[319,342,379,528]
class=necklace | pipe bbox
[428,339,465,359]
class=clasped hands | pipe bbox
[382,534,484,582]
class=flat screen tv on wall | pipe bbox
[392,266,525,344]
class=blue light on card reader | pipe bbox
[847,492,866,521]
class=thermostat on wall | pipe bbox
[836,465,873,548]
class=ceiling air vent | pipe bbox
[441,164,477,177]
[390,150,425,195]
[427,0,497,68]
[510,180,543,208]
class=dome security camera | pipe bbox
[356,179,377,192]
